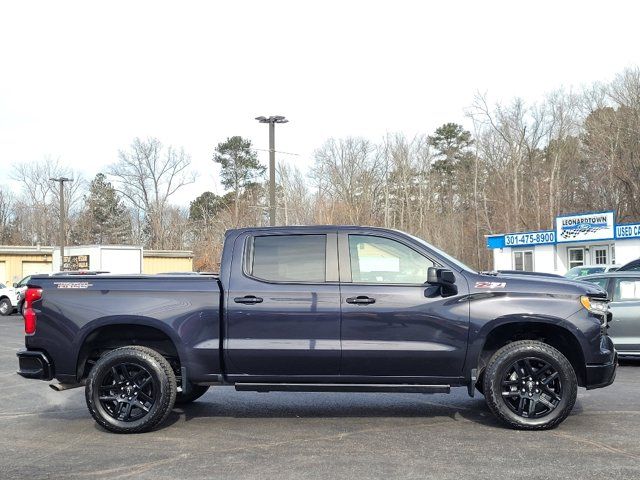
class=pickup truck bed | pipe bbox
[22,275,222,386]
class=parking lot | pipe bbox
[0,314,638,479]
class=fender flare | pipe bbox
[465,313,587,378]
[73,315,187,379]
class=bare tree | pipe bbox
[310,137,384,224]
[109,137,195,249]
[11,157,84,246]
[0,186,14,243]
[277,162,314,225]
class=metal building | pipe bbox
[0,245,193,285]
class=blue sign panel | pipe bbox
[616,223,640,239]
[486,236,505,249]
[487,231,556,249]
[504,231,556,247]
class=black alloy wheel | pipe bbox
[97,363,156,422]
[500,357,562,418]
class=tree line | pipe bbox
[1,67,639,271]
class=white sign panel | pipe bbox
[616,223,640,239]
[556,211,615,243]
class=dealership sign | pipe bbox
[555,211,615,243]
[616,223,640,239]
[486,210,626,249]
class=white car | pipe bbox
[0,283,20,316]
[13,275,33,315]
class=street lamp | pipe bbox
[50,177,73,270]
[255,115,288,226]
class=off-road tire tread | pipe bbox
[483,340,577,430]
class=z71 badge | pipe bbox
[475,281,506,289]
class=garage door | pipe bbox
[22,261,53,277]
[0,262,6,286]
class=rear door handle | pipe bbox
[234,295,264,304]
[346,296,376,305]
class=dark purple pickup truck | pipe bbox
[17,226,617,433]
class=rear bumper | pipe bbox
[585,352,617,390]
[16,350,54,381]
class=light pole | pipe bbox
[50,177,73,270]
[255,115,288,226]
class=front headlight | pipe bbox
[580,295,609,315]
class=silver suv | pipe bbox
[581,271,640,357]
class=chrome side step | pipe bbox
[234,383,450,394]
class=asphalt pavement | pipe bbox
[1,313,639,479]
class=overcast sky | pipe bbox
[1,1,639,205]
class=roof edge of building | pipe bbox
[0,245,55,255]
[143,250,193,258]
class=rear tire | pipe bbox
[175,384,209,405]
[86,346,177,433]
[483,340,577,430]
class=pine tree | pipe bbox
[213,136,265,224]
[77,173,132,244]
[189,191,226,222]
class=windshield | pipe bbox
[566,266,604,277]
[406,233,477,273]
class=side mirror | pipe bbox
[12,283,18,288]
[427,267,457,296]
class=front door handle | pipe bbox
[234,295,264,305]
[346,296,376,305]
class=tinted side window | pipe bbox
[613,278,640,301]
[348,235,434,284]
[249,235,326,282]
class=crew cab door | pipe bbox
[224,230,341,379]
[338,231,470,379]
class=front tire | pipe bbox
[483,340,577,430]
[86,346,177,433]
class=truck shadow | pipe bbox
[165,389,507,429]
